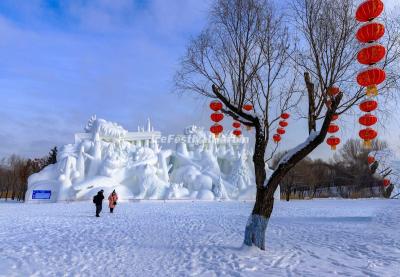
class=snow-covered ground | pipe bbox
[1,199,399,276]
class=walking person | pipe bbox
[108,190,118,213]
[93,190,105,217]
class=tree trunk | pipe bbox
[285,186,290,201]
[304,72,316,133]
[243,126,272,250]
[244,188,274,250]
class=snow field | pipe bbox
[0,199,399,276]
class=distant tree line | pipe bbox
[0,147,57,201]
[272,140,395,200]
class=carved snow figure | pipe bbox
[135,164,169,199]
[158,150,172,183]
[166,182,190,199]
[85,133,102,178]
[75,144,86,183]
[200,148,220,176]
[176,142,190,159]
[212,176,229,200]
[100,150,124,177]
[85,115,127,139]
[56,144,78,201]
[230,151,252,192]
[25,117,267,202]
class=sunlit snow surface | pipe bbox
[1,199,399,276]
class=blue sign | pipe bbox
[32,190,51,200]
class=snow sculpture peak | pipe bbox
[184,125,204,135]
[84,115,127,139]
[147,118,152,132]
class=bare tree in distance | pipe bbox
[175,0,400,250]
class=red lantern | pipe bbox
[331,114,339,121]
[359,127,378,148]
[277,128,286,135]
[210,112,224,123]
[357,44,386,65]
[279,120,288,128]
[328,123,339,133]
[280,113,290,119]
[367,155,375,165]
[233,129,242,137]
[210,100,223,111]
[232,121,241,129]
[383,178,391,187]
[210,124,223,137]
[273,134,281,143]
[326,136,341,150]
[243,104,253,111]
[359,113,378,126]
[355,0,384,22]
[356,22,385,43]
[328,86,340,97]
[359,99,378,112]
[357,67,386,87]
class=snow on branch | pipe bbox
[276,130,320,168]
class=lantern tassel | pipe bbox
[331,145,336,150]
[363,140,372,149]
[366,85,378,97]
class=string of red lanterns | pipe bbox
[326,111,341,150]
[326,86,342,151]
[210,100,254,138]
[355,0,385,149]
[209,100,224,138]
[232,121,242,137]
[273,113,290,143]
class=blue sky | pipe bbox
[0,0,213,158]
[0,0,399,160]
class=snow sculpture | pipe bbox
[25,116,279,202]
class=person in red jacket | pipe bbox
[108,190,118,213]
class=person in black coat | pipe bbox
[93,190,105,217]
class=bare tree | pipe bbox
[0,155,49,201]
[176,0,400,250]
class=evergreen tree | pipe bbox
[47,147,58,165]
